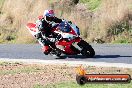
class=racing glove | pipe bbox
[35,32,42,39]
[56,34,63,41]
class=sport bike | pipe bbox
[26,21,95,58]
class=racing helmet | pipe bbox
[43,10,55,23]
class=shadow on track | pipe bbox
[55,55,88,59]
[95,55,132,59]
[55,55,132,59]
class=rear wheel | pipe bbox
[51,48,62,57]
[55,49,62,57]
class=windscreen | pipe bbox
[57,21,71,32]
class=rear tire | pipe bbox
[54,48,62,57]
[56,50,61,57]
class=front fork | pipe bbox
[72,42,82,51]
[72,38,83,51]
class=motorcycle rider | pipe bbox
[35,9,63,55]
[35,9,80,55]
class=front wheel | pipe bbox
[81,45,95,58]
[78,40,95,58]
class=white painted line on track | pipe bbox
[0,58,132,68]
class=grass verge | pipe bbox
[44,81,132,88]
[33,84,44,88]
[0,61,43,75]
[0,61,132,88]
[79,0,101,11]
[0,0,5,8]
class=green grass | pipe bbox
[44,81,132,88]
[80,0,101,11]
[33,84,44,88]
[112,39,130,44]
[0,61,25,66]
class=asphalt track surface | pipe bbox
[0,44,132,64]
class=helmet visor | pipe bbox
[45,16,54,21]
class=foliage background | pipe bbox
[0,0,132,43]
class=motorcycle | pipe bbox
[26,20,95,58]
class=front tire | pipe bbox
[81,45,95,58]
[78,40,95,58]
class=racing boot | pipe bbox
[42,46,52,55]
